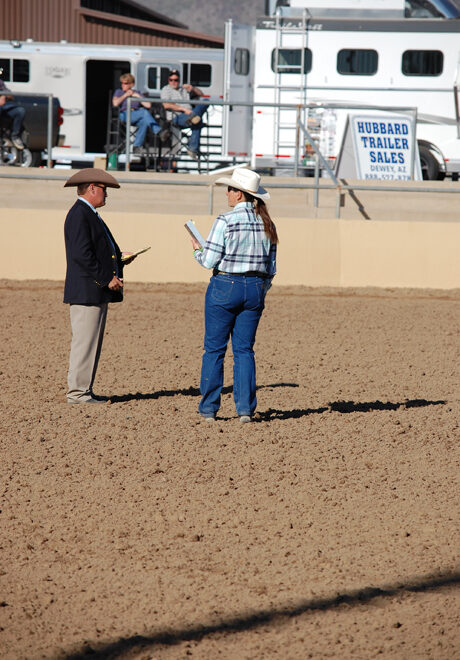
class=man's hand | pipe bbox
[108,276,124,291]
[121,251,137,265]
[183,83,203,98]
[191,237,201,251]
[0,95,6,107]
[162,102,192,114]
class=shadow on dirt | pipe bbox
[256,398,446,421]
[63,570,460,659]
[108,382,299,404]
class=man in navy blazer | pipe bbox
[63,168,135,404]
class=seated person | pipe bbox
[112,73,169,152]
[160,69,208,160]
[0,74,26,150]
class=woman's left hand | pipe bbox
[190,237,201,251]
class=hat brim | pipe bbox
[215,176,270,202]
[64,168,120,188]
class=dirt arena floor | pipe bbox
[1,279,459,660]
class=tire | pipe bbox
[419,145,440,180]
[17,148,33,167]
[30,150,43,167]
[1,145,18,165]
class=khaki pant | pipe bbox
[67,303,108,402]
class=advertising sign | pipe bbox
[350,114,421,181]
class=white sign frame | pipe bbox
[350,113,421,181]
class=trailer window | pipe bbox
[405,0,444,18]
[160,67,171,89]
[402,50,443,76]
[234,48,250,76]
[0,59,10,81]
[271,49,312,74]
[0,58,30,83]
[184,63,211,88]
[147,66,172,91]
[13,59,30,82]
[147,67,158,90]
[337,50,378,75]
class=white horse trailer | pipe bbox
[3,0,460,179]
[244,0,460,179]
[0,40,226,168]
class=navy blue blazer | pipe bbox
[63,198,124,304]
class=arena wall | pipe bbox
[3,208,460,289]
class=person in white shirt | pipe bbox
[160,69,208,159]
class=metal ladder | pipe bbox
[273,7,309,164]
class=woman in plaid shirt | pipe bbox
[191,168,278,423]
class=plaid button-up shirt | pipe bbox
[194,202,277,277]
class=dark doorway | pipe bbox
[86,59,130,153]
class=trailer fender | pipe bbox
[417,140,446,180]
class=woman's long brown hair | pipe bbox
[244,192,279,244]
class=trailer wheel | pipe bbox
[419,145,440,180]
[30,151,43,167]
[0,145,17,165]
[17,148,33,168]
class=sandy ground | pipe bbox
[1,279,459,660]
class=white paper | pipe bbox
[121,246,151,262]
[185,220,206,247]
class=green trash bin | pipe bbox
[107,152,118,170]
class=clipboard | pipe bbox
[121,246,151,262]
[184,220,205,247]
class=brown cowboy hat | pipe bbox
[64,168,120,188]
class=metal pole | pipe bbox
[410,108,417,180]
[208,184,214,215]
[298,122,340,185]
[314,152,319,208]
[46,94,53,169]
[454,85,460,140]
[294,105,301,177]
[125,97,131,172]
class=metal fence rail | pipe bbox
[123,96,420,175]
[1,170,460,218]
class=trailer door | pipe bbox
[455,60,460,140]
[222,21,255,158]
[86,59,130,154]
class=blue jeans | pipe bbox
[0,102,25,137]
[172,103,207,153]
[120,108,161,147]
[199,273,266,418]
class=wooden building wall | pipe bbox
[0,0,224,48]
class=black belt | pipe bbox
[213,269,268,279]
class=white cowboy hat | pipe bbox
[215,167,270,201]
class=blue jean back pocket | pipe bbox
[211,276,233,303]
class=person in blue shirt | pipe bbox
[190,168,278,423]
[112,73,169,152]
